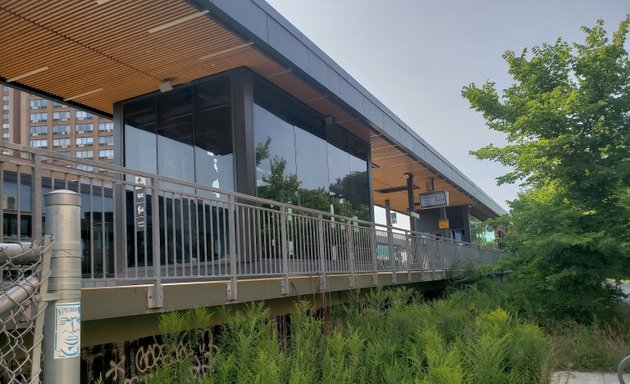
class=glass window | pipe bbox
[53,124,70,134]
[3,132,9,139]
[77,124,93,133]
[52,111,70,120]
[29,99,47,109]
[193,76,233,191]
[254,104,297,198]
[99,136,114,145]
[76,164,93,172]
[76,150,93,159]
[29,113,47,122]
[76,111,93,120]
[124,97,157,174]
[30,139,48,148]
[2,123,8,129]
[253,76,371,218]
[123,75,234,190]
[53,101,66,108]
[98,122,113,131]
[157,87,194,182]
[99,149,114,159]
[53,138,70,147]
[76,137,93,146]
[29,125,48,135]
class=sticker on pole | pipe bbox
[54,302,81,359]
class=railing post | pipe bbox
[370,224,378,286]
[317,214,327,292]
[42,190,81,384]
[387,225,396,284]
[385,200,396,283]
[346,222,355,288]
[280,206,289,295]
[407,232,413,282]
[147,177,163,309]
[32,153,43,241]
[227,194,238,300]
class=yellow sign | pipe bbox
[438,218,449,229]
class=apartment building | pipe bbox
[1,85,113,162]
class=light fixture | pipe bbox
[159,80,173,93]
[63,88,103,101]
[148,10,209,34]
[198,42,254,61]
[6,66,49,82]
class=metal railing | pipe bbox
[0,141,502,296]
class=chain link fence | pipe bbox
[0,238,51,384]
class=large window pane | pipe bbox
[254,104,297,203]
[124,97,157,174]
[194,76,233,191]
[157,88,194,182]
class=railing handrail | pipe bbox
[0,140,500,252]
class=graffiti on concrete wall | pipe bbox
[82,330,216,383]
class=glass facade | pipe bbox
[123,75,233,191]
[119,71,372,270]
[253,77,370,219]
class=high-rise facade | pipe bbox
[1,85,113,162]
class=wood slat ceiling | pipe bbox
[0,0,480,215]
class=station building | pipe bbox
[0,0,505,234]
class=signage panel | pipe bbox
[419,190,449,209]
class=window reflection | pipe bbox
[253,77,371,220]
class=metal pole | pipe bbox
[405,173,415,232]
[280,206,289,295]
[385,200,396,283]
[43,190,81,384]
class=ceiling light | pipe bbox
[148,10,209,34]
[159,80,173,93]
[198,42,254,61]
[6,66,49,82]
[64,88,104,101]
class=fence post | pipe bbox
[317,214,327,292]
[147,178,163,309]
[370,225,379,286]
[280,206,289,295]
[346,222,355,288]
[42,190,81,384]
[227,194,238,301]
[32,153,43,241]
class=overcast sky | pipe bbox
[265,0,629,211]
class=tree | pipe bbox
[462,17,630,322]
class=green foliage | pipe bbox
[462,17,630,322]
[140,288,554,384]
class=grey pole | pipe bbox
[42,190,82,384]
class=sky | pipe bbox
[265,0,630,212]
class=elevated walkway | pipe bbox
[0,141,502,345]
